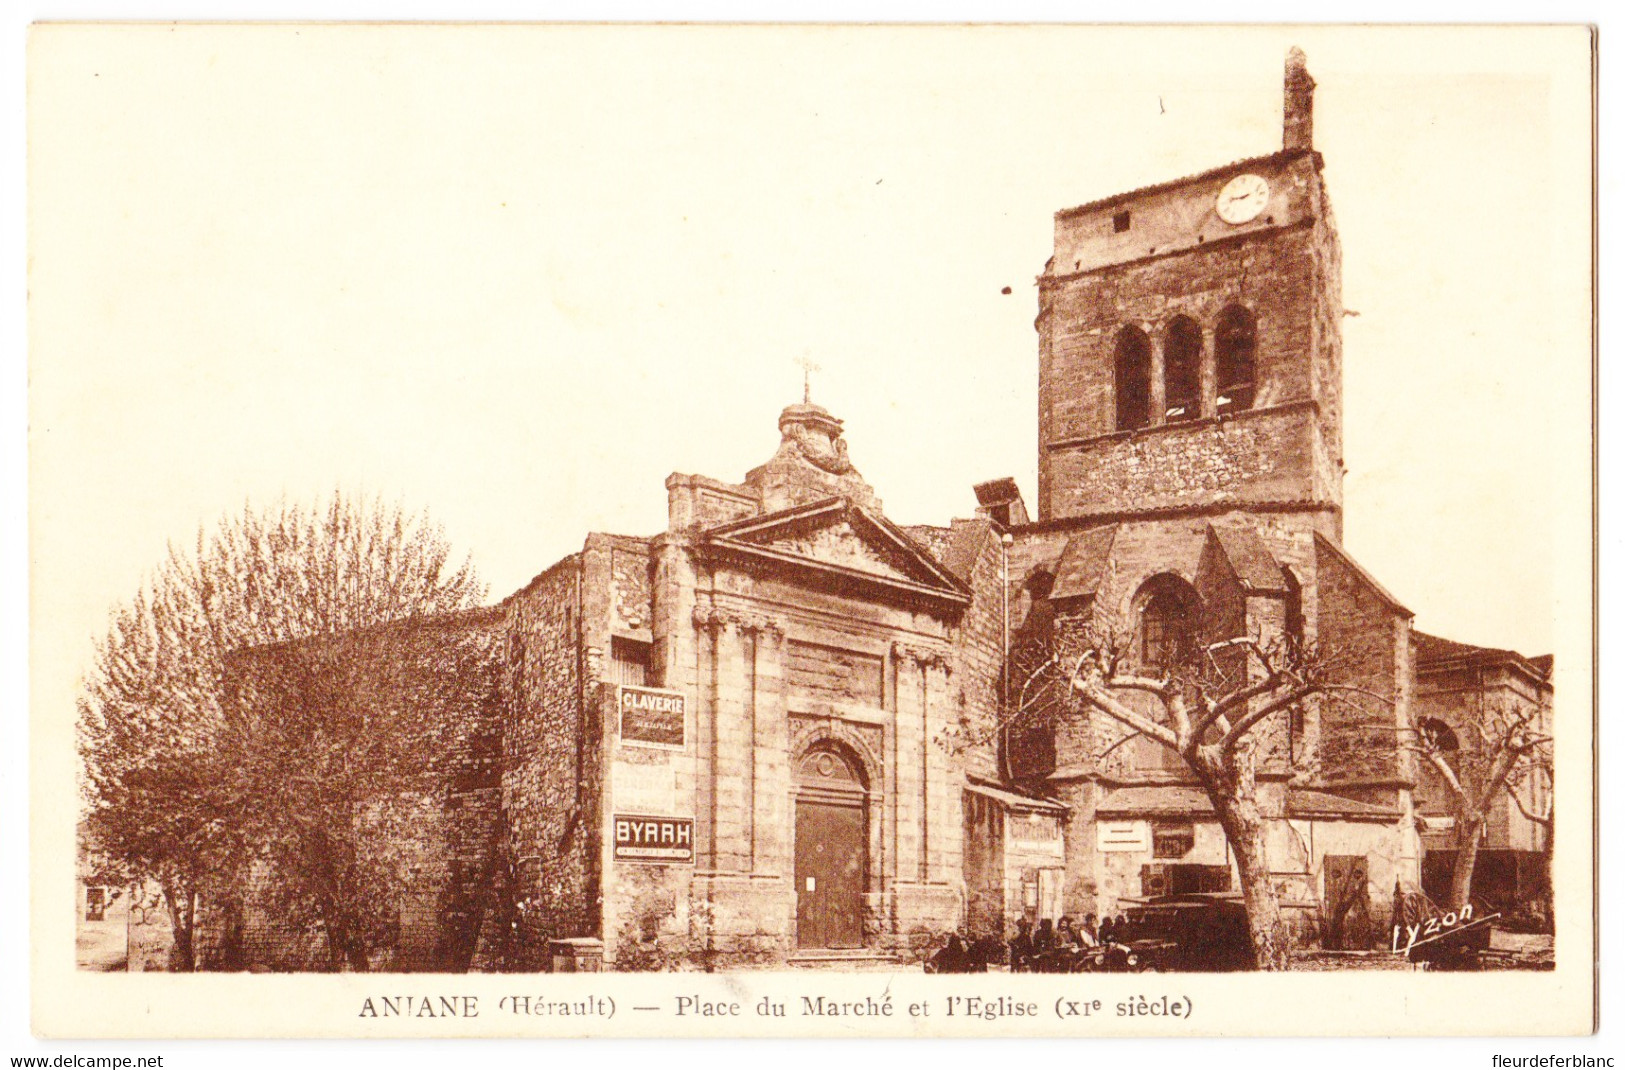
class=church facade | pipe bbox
[211,50,1551,972]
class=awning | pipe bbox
[964,781,1068,815]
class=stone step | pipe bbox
[787,949,900,968]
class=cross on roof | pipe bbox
[795,354,821,404]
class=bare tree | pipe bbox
[1506,750,1555,927]
[940,603,1374,972]
[1065,628,1344,970]
[1407,704,1551,912]
[79,493,486,971]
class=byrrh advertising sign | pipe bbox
[617,685,686,750]
[613,814,695,864]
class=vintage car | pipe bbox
[1118,893,1257,972]
[1396,892,1494,971]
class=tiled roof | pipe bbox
[1414,631,1505,662]
[1050,525,1119,603]
[1208,523,1286,594]
[1286,788,1399,821]
[1013,497,1338,535]
[901,524,953,564]
[1054,148,1316,221]
[973,477,1023,507]
[1096,786,1213,817]
[942,518,996,583]
[1093,785,1399,822]
[1413,631,1552,681]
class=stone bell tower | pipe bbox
[1034,48,1344,541]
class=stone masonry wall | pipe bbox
[1041,225,1327,443]
[1313,541,1404,789]
[1046,405,1325,518]
[502,555,602,968]
[610,541,652,635]
[1006,511,1327,785]
[961,791,1005,939]
[222,608,506,972]
[949,521,1006,784]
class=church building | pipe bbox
[213,50,1551,972]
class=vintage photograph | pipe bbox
[29,22,1593,1037]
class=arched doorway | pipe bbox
[794,745,868,949]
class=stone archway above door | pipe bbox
[787,715,883,785]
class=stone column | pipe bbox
[1148,322,1167,426]
[1201,325,1219,418]
[690,605,721,870]
[649,534,697,694]
[923,656,960,883]
[650,535,701,848]
[891,645,926,883]
[711,616,751,874]
[884,652,899,894]
[751,621,789,877]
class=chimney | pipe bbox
[1284,47,1315,152]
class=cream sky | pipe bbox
[30,24,1591,692]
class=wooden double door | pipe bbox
[794,748,868,949]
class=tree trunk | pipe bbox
[1193,750,1290,971]
[1212,793,1291,970]
[324,921,372,973]
[1448,815,1486,912]
[162,883,196,972]
[1539,813,1554,928]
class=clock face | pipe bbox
[1216,173,1270,224]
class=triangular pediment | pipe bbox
[700,498,970,608]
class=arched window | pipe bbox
[1016,567,1056,635]
[1282,567,1304,651]
[1215,305,1257,414]
[1282,567,1307,756]
[1114,326,1152,431]
[1130,575,1202,772]
[1137,574,1202,671]
[1163,316,1202,423]
[1418,718,1460,753]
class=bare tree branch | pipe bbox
[1067,672,1179,749]
[1218,684,1315,753]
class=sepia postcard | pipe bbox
[28,22,1596,1038]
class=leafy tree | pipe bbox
[79,583,242,970]
[226,613,500,970]
[78,493,485,971]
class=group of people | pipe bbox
[1010,915,1102,972]
[1008,913,1143,970]
[924,912,1147,974]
